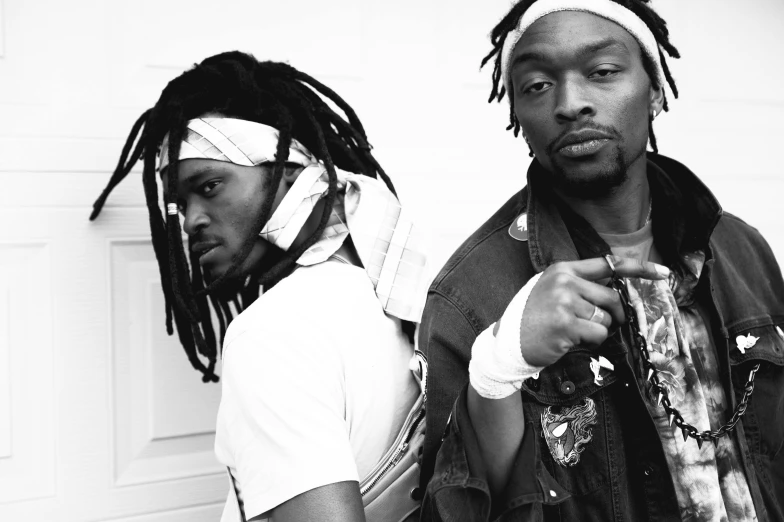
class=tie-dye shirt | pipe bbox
[602,227,756,522]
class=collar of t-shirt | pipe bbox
[597,221,663,264]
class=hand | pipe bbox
[520,256,669,367]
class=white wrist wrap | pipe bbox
[469,273,545,399]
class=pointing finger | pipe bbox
[567,255,670,282]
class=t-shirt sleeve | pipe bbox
[217,327,358,519]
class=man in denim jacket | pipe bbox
[419,1,784,521]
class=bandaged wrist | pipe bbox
[469,273,545,399]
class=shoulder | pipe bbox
[425,189,536,333]
[432,189,529,290]
[230,262,375,332]
[714,211,764,240]
[223,261,392,361]
[710,211,784,298]
[712,211,778,263]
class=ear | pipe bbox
[281,163,306,186]
[649,84,665,118]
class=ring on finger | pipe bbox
[604,254,617,279]
[589,305,605,324]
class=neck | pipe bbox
[554,156,651,235]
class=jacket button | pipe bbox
[560,381,575,394]
[643,465,653,477]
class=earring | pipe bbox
[524,136,535,158]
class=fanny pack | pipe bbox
[360,350,427,522]
[227,351,427,522]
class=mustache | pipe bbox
[545,123,622,156]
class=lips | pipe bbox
[554,129,613,158]
[191,241,220,260]
[559,139,609,158]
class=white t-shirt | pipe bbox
[598,221,663,264]
[215,260,419,521]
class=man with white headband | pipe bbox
[419,1,784,521]
[91,51,427,521]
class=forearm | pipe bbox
[464,276,541,499]
[467,385,525,499]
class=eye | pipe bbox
[523,81,552,95]
[590,67,619,79]
[200,180,221,195]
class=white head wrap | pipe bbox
[158,117,428,322]
[500,0,666,99]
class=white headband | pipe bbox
[500,0,666,98]
[158,117,314,172]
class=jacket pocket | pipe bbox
[520,344,625,498]
[523,389,620,499]
[728,320,784,459]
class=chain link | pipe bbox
[610,276,759,447]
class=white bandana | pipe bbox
[500,0,667,99]
[159,117,428,322]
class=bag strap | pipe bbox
[228,467,249,522]
[411,349,428,400]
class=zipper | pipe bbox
[360,350,427,497]
[360,407,425,496]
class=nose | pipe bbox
[553,76,596,123]
[182,201,210,236]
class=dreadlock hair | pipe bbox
[481,0,680,154]
[90,51,399,382]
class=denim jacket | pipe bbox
[419,154,784,521]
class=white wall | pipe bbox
[0,1,781,521]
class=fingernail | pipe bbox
[654,264,670,278]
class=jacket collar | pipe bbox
[525,153,723,272]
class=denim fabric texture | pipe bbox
[418,154,784,522]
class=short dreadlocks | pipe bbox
[481,0,680,154]
[90,51,396,382]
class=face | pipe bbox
[508,11,663,197]
[162,158,286,280]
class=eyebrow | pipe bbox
[183,164,230,184]
[162,163,229,198]
[511,37,630,70]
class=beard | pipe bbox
[543,132,649,199]
[547,144,629,198]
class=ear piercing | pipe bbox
[523,135,535,158]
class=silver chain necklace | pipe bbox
[608,262,759,447]
[644,196,653,226]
